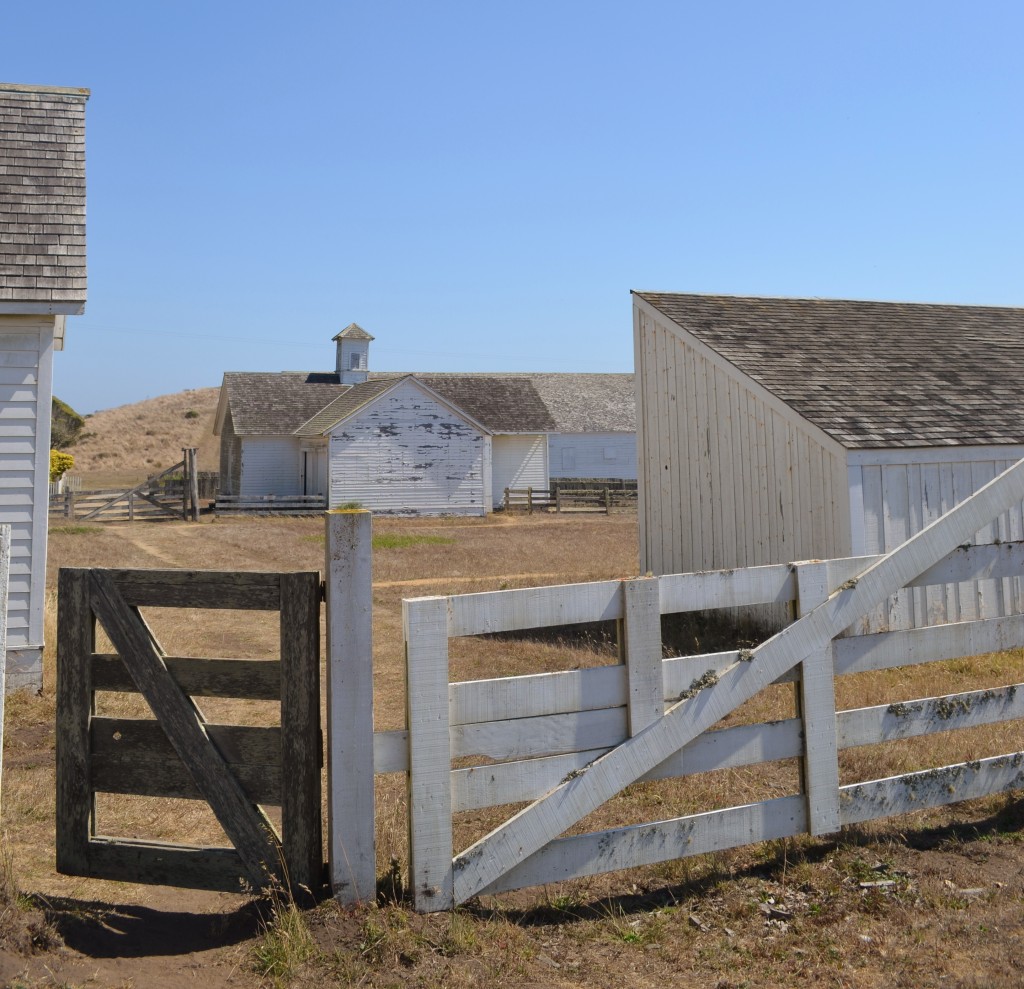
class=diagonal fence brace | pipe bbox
[453,456,1024,903]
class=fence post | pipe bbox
[792,560,841,836]
[405,595,454,911]
[184,447,200,522]
[556,485,562,513]
[621,578,663,735]
[325,509,376,904]
[0,526,9,819]
[503,488,510,512]
[527,487,533,513]
[604,486,611,514]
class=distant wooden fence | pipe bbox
[385,459,1024,910]
[552,484,638,514]
[49,449,203,523]
[55,567,323,894]
[215,494,327,516]
[502,487,552,513]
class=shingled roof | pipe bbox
[223,368,634,438]
[0,83,88,312]
[635,292,1024,449]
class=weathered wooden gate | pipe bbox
[55,567,322,893]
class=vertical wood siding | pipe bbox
[0,317,52,682]
[492,435,548,507]
[634,305,851,582]
[548,432,637,480]
[850,450,1024,630]
[328,380,487,515]
[240,437,302,497]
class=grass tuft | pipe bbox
[372,533,455,550]
[252,888,318,987]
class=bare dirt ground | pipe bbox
[2,512,1024,988]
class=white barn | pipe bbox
[215,329,635,514]
[633,292,1024,631]
[0,83,89,691]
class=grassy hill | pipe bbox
[60,387,221,486]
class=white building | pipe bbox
[215,328,636,514]
[633,291,1024,631]
[0,83,89,691]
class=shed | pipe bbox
[632,291,1024,630]
[0,83,88,691]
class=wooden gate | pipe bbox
[401,459,1024,910]
[55,567,322,894]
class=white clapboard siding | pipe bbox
[491,434,547,508]
[549,432,637,480]
[240,436,302,497]
[0,318,50,684]
[328,380,487,516]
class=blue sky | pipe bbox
[6,1,1024,413]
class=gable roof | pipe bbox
[333,322,374,342]
[216,372,349,435]
[0,83,88,313]
[635,292,1024,450]
[220,369,634,437]
[294,377,408,436]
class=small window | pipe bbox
[561,448,575,469]
[604,446,617,461]
[350,352,363,370]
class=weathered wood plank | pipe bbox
[55,567,94,877]
[622,579,663,735]
[82,838,250,893]
[91,716,280,762]
[658,564,796,613]
[840,752,1024,826]
[449,457,1024,905]
[373,729,409,774]
[450,663,626,727]
[325,510,376,904]
[91,654,282,700]
[446,580,623,637]
[837,684,1024,748]
[480,795,807,896]
[405,596,455,911]
[84,568,284,610]
[793,561,840,836]
[88,570,281,888]
[280,571,323,895]
[833,613,1024,677]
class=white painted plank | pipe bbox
[404,596,454,911]
[450,663,626,727]
[452,706,627,763]
[479,795,807,896]
[325,510,376,904]
[840,752,1024,826]
[445,580,623,637]
[0,527,9,816]
[833,613,1024,677]
[837,683,1024,749]
[794,561,840,836]
[450,457,1024,903]
[658,564,796,613]
[452,718,802,812]
[623,579,663,735]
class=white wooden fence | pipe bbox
[322,459,1024,911]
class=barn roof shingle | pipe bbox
[221,372,349,434]
[635,292,1024,449]
[0,83,88,310]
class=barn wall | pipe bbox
[492,434,548,507]
[549,431,637,480]
[849,447,1024,631]
[327,379,487,515]
[219,408,242,495]
[633,302,851,583]
[240,436,302,496]
[0,316,55,691]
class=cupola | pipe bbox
[333,323,374,384]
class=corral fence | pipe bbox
[502,486,552,513]
[50,461,1024,911]
[49,449,204,523]
[504,480,637,513]
[214,494,328,516]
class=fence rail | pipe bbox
[391,459,1024,910]
[215,494,327,516]
[552,484,638,513]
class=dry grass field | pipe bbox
[1,511,1024,988]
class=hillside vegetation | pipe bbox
[60,386,221,484]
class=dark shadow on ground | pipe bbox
[30,895,269,959]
